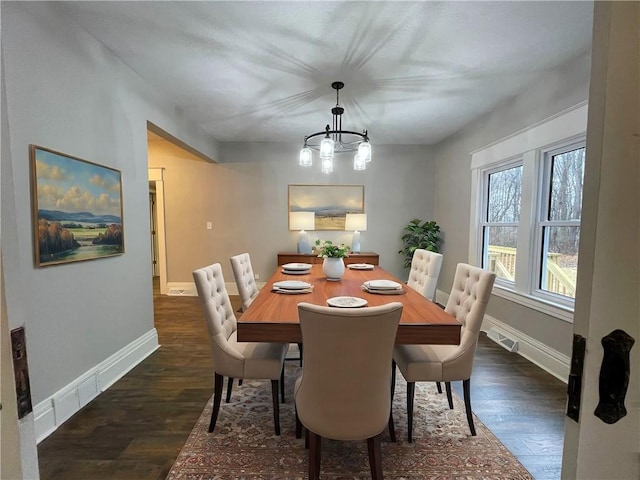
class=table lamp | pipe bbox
[289,211,315,254]
[345,213,367,253]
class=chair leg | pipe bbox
[367,434,383,480]
[388,360,396,442]
[391,360,397,398]
[209,373,224,433]
[280,366,285,403]
[436,381,442,394]
[226,377,234,403]
[407,381,415,443]
[445,382,454,409]
[298,342,303,367]
[270,379,281,436]
[388,410,396,443]
[308,431,321,480]
[238,379,243,386]
[463,378,476,436]
[295,407,302,439]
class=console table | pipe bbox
[277,252,379,266]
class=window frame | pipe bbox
[469,102,588,323]
[532,139,586,309]
[480,159,523,290]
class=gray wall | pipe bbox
[432,51,592,356]
[151,141,436,284]
[1,2,218,405]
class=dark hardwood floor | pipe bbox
[37,279,567,479]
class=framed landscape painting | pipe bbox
[30,145,124,267]
[288,184,364,230]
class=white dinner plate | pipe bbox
[364,279,402,290]
[348,263,374,270]
[282,268,311,275]
[327,296,368,308]
[273,280,312,290]
[282,263,313,271]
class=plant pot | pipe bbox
[322,257,345,281]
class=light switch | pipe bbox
[206,222,212,230]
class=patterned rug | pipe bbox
[167,364,532,479]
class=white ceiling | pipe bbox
[60,1,593,146]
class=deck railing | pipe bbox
[487,246,576,297]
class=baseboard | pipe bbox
[167,281,267,297]
[435,288,570,383]
[33,328,159,443]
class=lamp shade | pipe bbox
[290,211,315,231]
[345,213,367,231]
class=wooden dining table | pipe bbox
[237,263,461,345]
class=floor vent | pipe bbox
[487,327,519,353]
[167,289,194,296]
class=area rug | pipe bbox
[167,364,532,479]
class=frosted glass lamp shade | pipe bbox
[321,156,334,174]
[319,137,335,158]
[299,146,312,166]
[358,140,372,163]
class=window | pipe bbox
[469,102,588,321]
[482,164,523,284]
[537,144,585,302]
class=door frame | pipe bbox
[148,168,168,294]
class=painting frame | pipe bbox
[30,144,125,267]
[288,184,364,231]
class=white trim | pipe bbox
[435,288,570,383]
[492,285,574,323]
[470,101,588,167]
[34,329,159,443]
[469,103,587,320]
[481,314,570,383]
[148,168,168,295]
[166,281,267,297]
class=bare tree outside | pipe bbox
[483,147,585,298]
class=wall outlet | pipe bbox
[206,222,212,230]
[254,274,259,280]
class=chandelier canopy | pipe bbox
[299,81,371,173]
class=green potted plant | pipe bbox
[315,240,349,281]
[314,239,350,258]
[398,219,442,269]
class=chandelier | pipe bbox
[299,81,371,173]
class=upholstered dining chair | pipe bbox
[231,252,304,367]
[407,249,443,302]
[392,263,496,442]
[193,263,287,435]
[230,252,259,312]
[295,302,403,480]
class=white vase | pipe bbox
[322,257,345,281]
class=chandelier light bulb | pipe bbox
[354,153,366,170]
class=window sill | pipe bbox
[492,285,574,323]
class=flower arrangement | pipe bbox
[314,239,350,258]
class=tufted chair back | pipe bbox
[407,249,443,301]
[442,263,496,378]
[193,263,244,377]
[230,253,260,312]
